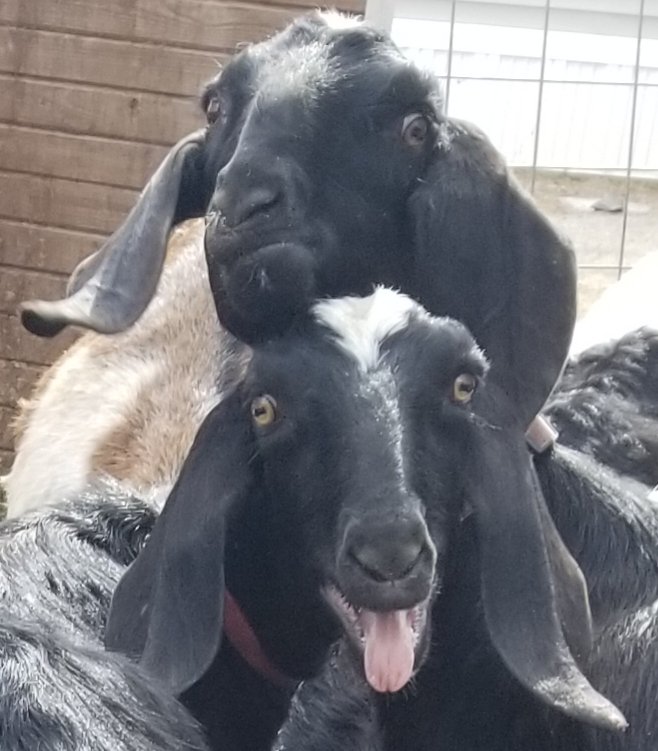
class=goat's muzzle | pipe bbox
[326,511,436,693]
[340,514,435,605]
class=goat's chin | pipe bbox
[323,585,432,694]
[206,238,317,342]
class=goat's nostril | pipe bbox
[349,540,426,584]
[239,187,281,224]
[209,185,282,229]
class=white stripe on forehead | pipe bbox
[318,11,363,30]
[313,288,423,371]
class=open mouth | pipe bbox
[324,585,430,693]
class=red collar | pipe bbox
[223,590,299,690]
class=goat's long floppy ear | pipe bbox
[104,392,254,695]
[537,482,593,663]
[410,118,577,426]
[467,421,627,731]
[21,129,208,338]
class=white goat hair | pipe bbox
[2,219,238,518]
[571,250,658,355]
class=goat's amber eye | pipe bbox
[402,113,429,146]
[250,395,278,427]
[452,374,477,405]
[206,95,221,124]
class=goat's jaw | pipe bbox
[324,585,430,693]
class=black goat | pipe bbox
[0,482,207,750]
[102,288,623,751]
[274,327,658,751]
[22,11,574,431]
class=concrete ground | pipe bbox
[514,169,658,317]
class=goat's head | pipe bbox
[104,288,623,732]
[21,12,576,428]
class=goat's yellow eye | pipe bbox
[250,395,278,427]
[452,374,477,405]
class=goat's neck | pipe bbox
[224,490,339,681]
[192,491,339,750]
[535,445,658,624]
[183,643,293,751]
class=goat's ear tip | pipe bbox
[589,701,628,733]
[613,710,629,732]
[19,301,66,338]
[552,681,628,733]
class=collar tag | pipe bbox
[526,415,558,455]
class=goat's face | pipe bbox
[105,289,487,695]
[240,291,486,692]
[24,12,577,428]
[202,17,439,340]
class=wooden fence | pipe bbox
[0,0,364,472]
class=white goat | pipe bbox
[571,250,658,355]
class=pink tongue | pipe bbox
[361,609,415,693]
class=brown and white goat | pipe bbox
[3,220,245,518]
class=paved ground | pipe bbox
[514,169,658,317]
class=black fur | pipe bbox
[547,327,658,487]
[0,482,208,750]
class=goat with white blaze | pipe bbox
[6,286,654,749]
[99,286,631,750]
